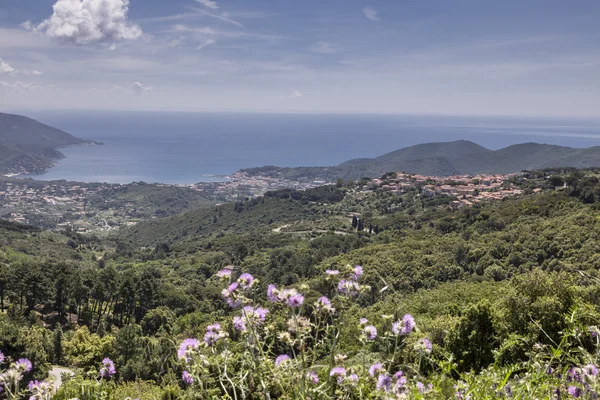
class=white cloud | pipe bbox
[0,80,41,92]
[191,7,244,28]
[310,41,336,54]
[289,90,302,98]
[35,0,143,45]
[22,70,44,76]
[0,58,16,74]
[132,81,151,95]
[197,39,216,50]
[20,20,33,30]
[363,6,380,21]
[194,0,219,10]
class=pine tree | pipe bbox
[53,323,64,364]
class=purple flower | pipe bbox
[267,284,279,302]
[416,382,425,393]
[216,268,232,279]
[100,358,116,378]
[568,386,581,398]
[393,370,403,380]
[325,269,340,276]
[330,367,346,384]
[307,371,319,384]
[392,314,416,336]
[363,325,377,340]
[369,363,385,377]
[182,371,194,385]
[203,323,223,345]
[583,363,598,377]
[0,351,4,363]
[346,373,359,386]
[376,374,392,392]
[287,294,305,308]
[227,282,239,293]
[28,380,41,390]
[204,331,219,345]
[242,306,269,326]
[237,273,255,290]
[275,354,290,367]
[16,358,32,373]
[352,265,363,280]
[359,318,368,325]
[178,338,200,361]
[233,316,247,332]
[417,338,432,354]
[315,296,335,313]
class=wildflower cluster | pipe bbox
[0,351,55,400]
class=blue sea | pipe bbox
[21,111,600,184]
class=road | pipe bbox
[48,366,74,391]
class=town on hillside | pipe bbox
[1,170,544,233]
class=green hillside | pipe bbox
[243,140,600,180]
[0,112,100,173]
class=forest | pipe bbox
[3,168,600,398]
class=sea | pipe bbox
[20,111,600,185]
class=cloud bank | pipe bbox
[35,0,142,45]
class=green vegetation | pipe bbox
[243,140,600,179]
[3,168,600,398]
[0,112,100,174]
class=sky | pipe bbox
[0,0,600,117]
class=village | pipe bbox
[364,172,527,208]
[0,170,538,233]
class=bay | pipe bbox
[23,111,600,184]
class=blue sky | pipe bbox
[1,0,599,116]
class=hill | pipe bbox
[243,140,600,180]
[0,112,100,174]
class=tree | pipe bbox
[53,323,64,364]
[352,216,358,229]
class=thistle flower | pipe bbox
[568,386,581,398]
[376,374,392,392]
[363,325,377,340]
[392,314,415,336]
[275,354,290,367]
[416,338,432,354]
[99,358,116,378]
[182,371,194,385]
[237,273,255,290]
[267,284,279,302]
[330,367,346,384]
[216,268,232,279]
[307,371,319,384]
[346,373,359,386]
[203,324,222,346]
[583,363,598,377]
[28,380,41,390]
[287,293,304,308]
[16,358,32,373]
[242,306,269,327]
[315,296,335,314]
[369,363,385,377]
[352,265,363,280]
[178,338,201,361]
[233,316,247,332]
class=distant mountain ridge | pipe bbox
[242,140,600,179]
[0,112,100,174]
